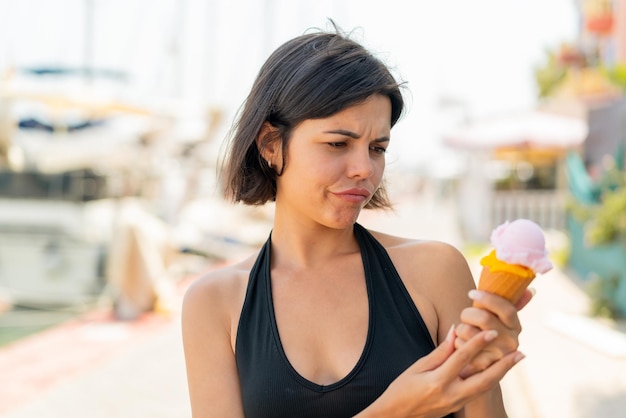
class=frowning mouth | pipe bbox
[332,188,372,203]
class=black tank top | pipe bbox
[235,223,453,418]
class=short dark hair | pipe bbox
[219,24,405,208]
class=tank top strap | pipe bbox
[353,223,435,351]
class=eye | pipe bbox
[370,145,387,154]
[328,142,347,148]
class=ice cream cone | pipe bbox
[472,219,553,309]
[473,265,535,308]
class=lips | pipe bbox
[332,187,372,203]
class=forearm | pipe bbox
[455,385,508,418]
[355,387,506,418]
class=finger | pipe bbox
[460,351,525,394]
[460,307,519,355]
[454,323,478,350]
[459,363,479,379]
[468,290,520,330]
[409,325,456,372]
[458,350,504,379]
[455,322,479,341]
[438,330,498,377]
[514,288,535,311]
[460,307,501,333]
[454,338,464,350]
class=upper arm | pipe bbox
[392,240,476,344]
[423,245,507,418]
[181,272,245,418]
[425,242,476,345]
[421,243,507,418]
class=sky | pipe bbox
[0,0,580,168]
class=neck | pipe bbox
[269,218,359,271]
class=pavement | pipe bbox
[2,175,626,418]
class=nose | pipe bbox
[346,147,375,179]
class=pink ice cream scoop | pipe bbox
[490,219,553,274]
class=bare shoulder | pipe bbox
[368,228,475,343]
[184,260,249,305]
[368,229,471,279]
[182,253,258,334]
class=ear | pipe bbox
[256,121,282,166]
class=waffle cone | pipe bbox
[473,266,535,308]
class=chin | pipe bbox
[326,214,361,230]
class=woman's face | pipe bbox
[274,94,391,229]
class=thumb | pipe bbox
[409,325,456,373]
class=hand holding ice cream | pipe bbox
[453,219,550,378]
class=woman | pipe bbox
[182,24,529,418]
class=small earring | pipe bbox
[266,159,272,167]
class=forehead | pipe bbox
[297,95,392,134]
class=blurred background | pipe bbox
[1,0,626,417]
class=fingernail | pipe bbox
[514,352,526,363]
[468,289,481,300]
[445,324,455,343]
[528,287,537,297]
[484,330,498,342]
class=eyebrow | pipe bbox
[324,129,390,143]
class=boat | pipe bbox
[0,67,176,309]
